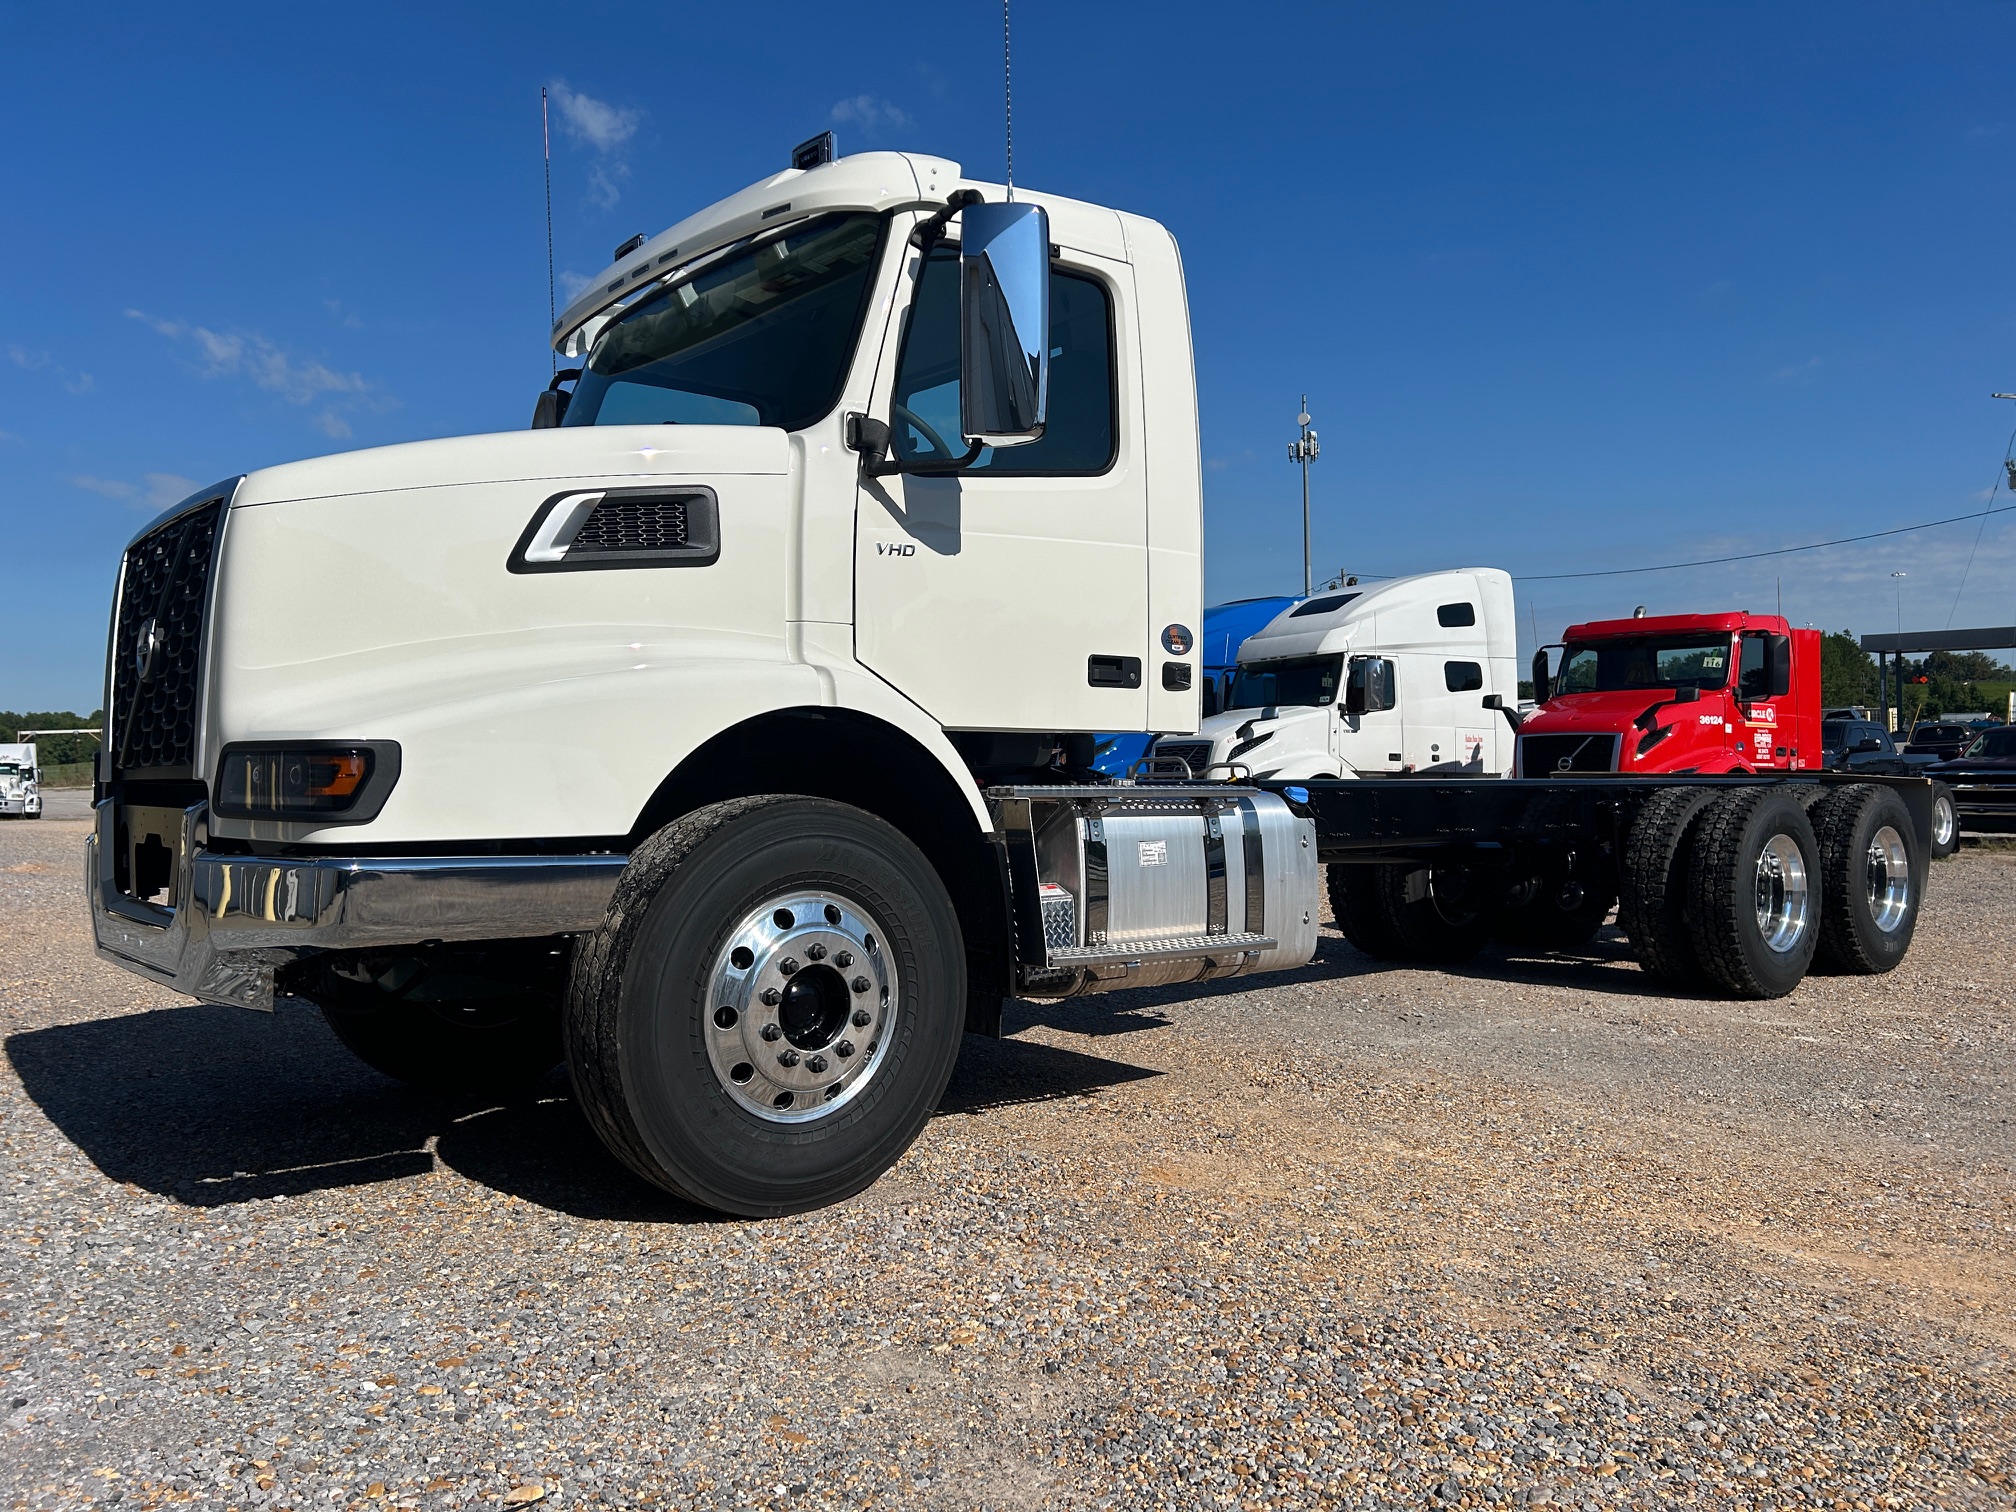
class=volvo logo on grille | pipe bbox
[1555,755,1573,772]
[134,617,164,682]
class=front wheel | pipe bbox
[566,796,966,1217]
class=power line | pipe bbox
[1512,500,2016,581]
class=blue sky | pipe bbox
[5,1,2016,710]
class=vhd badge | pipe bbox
[1161,624,1194,655]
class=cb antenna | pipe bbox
[1003,0,1014,200]
[542,86,557,376]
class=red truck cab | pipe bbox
[1516,612,1821,776]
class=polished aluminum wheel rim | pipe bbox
[1753,833,1811,954]
[1932,794,1956,849]
[703,889,895,1123]
[1865,824,1911,933]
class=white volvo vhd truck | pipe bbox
[1150,569,1519,782]
[89,146,1938,1216]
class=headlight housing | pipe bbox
[213,741,400,822]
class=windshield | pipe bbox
[1556,635,1732,694]
[1227,655,1343,710]
[1963,729,2016,759]
[563,213,886,431]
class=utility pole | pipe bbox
[1287,397,1319,598]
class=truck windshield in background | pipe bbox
[1227,655,1343,711]
[1964,729,2016,759]
[563,213,886,431]
[1557,636,1732,694]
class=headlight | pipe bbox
[213,741,400,822]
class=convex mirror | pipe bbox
[959,201,1050,447]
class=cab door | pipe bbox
[1735,631,1789,769]
[853,235,1149,732]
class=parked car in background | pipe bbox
[1931,727,2016,835]
[1822,719,1957,856]
[1905,722,1976,762]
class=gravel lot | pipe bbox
[3,791,2012,1511]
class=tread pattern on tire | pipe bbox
[1682,788,1818,998]
[1808,783,1915,975]
[1616,785,1715,984]
[565,794,789,1202]
[1327,864,1400,959]
[1329,862,1489,963]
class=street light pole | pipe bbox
[1287,397,1319,598]
[1889,570,1907,733]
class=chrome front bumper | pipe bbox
[86,801,627,1011]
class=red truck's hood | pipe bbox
[1523,690,1705,733]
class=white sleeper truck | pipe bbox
[1151,568,1519,782]
[0,743,41,819]
[88,145,1938,1215]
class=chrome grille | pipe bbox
[111,500,222,774]
[571,495,690,552]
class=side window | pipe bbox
[1738,634,1769,698]
[1444,660,1483,693]
[889,248,1115,474]
[1436,602,1476,628]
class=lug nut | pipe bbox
[806,943,827,961]
[835,950,853,968]
[836,1041,855,1059]
[851,975,871,994]
[779,957,800,976]
[760,987,781,1006]
[851,1008,871,1027]
[778,1049,801,1067]
[760,1023,783,1042]
[806,1055,828,1074]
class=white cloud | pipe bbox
[586,162,629,212]
[831,94,911,135]
[1770,356,1823,385]
[71,472,201,510]
[71,474,136,501]
[323,298,363,330]
[60,371,93,394]
[126,310,385,433]
[8,342,92,393]
[550,81,641,154]
[6,344,48,369]
[557,270,592,299]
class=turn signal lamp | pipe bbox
[213,743,399,821]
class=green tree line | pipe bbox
[0,711,103,767]
[1818,633,2013,722]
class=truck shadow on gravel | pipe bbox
[7,999,1163,1219]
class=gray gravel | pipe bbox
[3,803,2013,1510]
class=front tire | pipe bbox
[565,796,966,1217]
[305,944,568,1093]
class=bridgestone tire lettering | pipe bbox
[564,795,965,1217]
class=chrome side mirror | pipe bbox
[959,201,1049,447]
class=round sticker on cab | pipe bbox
[1161,624,1194,655]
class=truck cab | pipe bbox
[0,743,41,819]
[1518,613,1820,775]
[1150,569,1518,780]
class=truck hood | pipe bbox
[231,425,791,511]
[1521,689,1714,734]
[1197,704,1329,762]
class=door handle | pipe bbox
[1087,656,1142,689]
